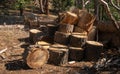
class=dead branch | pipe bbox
[99,0,120,31]
[110,0,120,12]
[0,48,8,54]
[83,0,91,8]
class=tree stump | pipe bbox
[70,34,88,47]
[29,29,44,43]
[54,31,70,45]
[48,44,68,65]
[36,41,51,50]
[74,26,86,33]
[58,24,74,33]
[69,47,84,61]
[85,41,103,61]
[60,11,78,25]
[88,26,96,41]
[47,24,58,36]
[26,47,49,69]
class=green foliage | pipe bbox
[52,0,74,12]
[13,0,31,9]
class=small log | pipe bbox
[58,24,74,33]
[60,12,78,25]
[47,24,58,36]
[88,26,96,41]
[85,41,103,61]
[29,29,44,43]
[48,44,68,65]
[70,34,88,47]
[36,41,51,50]
[26,47,49,69]
[69,47,84,61]
[54,31,70,45]
[29,20,39,29]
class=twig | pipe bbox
[0,48,8,54]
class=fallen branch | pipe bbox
[110,0,120,12]
[99,0,120,31]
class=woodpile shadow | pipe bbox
[5,60,31,71]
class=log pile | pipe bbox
[26,8,117,69]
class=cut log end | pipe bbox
[26,48,49,69]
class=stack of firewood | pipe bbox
[27,8,104,68]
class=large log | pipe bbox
[60,12,78,25]
[70,34,88,47]
[29,29,44,43]
[77,10,95,32]
[47,24,58,36]
[54,31,70,45]
[88,26,96,41]
[85,41,103,61]
[58,24,74,33]
[48,44,68,65]
[69,47,84,61]
[26,47,49,69]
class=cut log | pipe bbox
[69,7,80,16]
[36,41,51,50]
[85,41,103,61]
[41,36,54,43]
[60,11,78,25]
[58,24,74,33]
[74,26,87,33]
[69,47,84,61]
[77,10,95,32]
[70,34,88,47]
[29,20,39,29]
[29,29,44,43]
[88,26,96,41]
[47,24,58,36]
[48,44,68,65]
[54,31,70,45]
[26,47,49,69]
